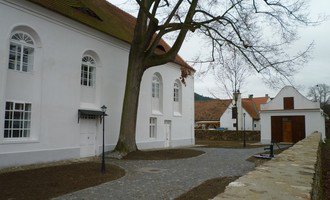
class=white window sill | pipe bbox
[152,110,163,116]
[1,138,39,144]
[8,68,34,74]
[173,112,182,117]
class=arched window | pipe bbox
[151,73,163,113]
[173,82,179,102]
[173,80,182,115]
[8,32,35,72]
[81,56,96,87]
[152,75,160,98]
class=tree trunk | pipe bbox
[114,55,144,154]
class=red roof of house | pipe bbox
[195,96,269,121]
[195,100,231,121]
[242,97,269,119]
[26,0,194,72]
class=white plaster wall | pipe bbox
[220,105,235,130]
[0,0,194,168]
[136,65,194,149]
[242,108,254,131]
[261,86,320,110]
[254,120,261,131]
[220,105,256,131]
[260,110,326,144]
[260,86,325,144]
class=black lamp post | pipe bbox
[243,112,246,148]
[101,105,107,174]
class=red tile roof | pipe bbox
[195,100,231,121]
[195,97,269,121]
[26,0,194,72]
[242,97,269,119]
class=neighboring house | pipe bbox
[220,94,270,131]
[260,86,326,144]
[195,100,231,129]
[194,94,269,131]
[0,0,195,168]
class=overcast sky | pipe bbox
[108,0,330,99]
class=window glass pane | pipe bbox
[24,112,31,120]
[4,120,9,129]
[12,130,19,138]
[5,111,12,120]
[8,62,15,70]
[15,103,24,110]
[9,33,34,72]
[14,112,23,120]
[4,130,9,138]
[13,121,20,128]
[25,104,31,111]
[22,63,28,72]
[4,101,31,139]
[6,102,13,110]
[23,130,30,137]
[24,121,31,129]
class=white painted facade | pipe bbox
[260,86,326,143]
[0,0,194,168]
[220,94,260,131]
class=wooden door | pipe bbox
[292,116,305,143]
[271,116,282,143]
[282,118,292,142]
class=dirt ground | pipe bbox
[175,176,239,200]
[176,140,289,200]
[0,141,284,200]
[321,139,330,199]
[0,162,125,200]
[123,148,205,160]
[195,139,266,149]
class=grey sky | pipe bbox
[108,0,330,99]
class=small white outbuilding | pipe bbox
[260,86,326,144]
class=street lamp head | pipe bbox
[101,105,107,113]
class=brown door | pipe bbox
[282,118,292,142]
[271,116,282,143]
[292,116,305,143]
[271,116,305,143]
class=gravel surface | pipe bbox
[56,147,264,200]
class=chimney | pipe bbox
[249,94,253,99]
[265,94,269,98]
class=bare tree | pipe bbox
[211,50,251,133]
[114,0,315,154]
[213,50,251,99]
[307,84,330,109]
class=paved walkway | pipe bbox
[56,147,265,200]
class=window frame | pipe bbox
[152,75,160,98]
[8,32,35,72]
[283,97,294,110]
[81,56,96,87]
[173,82,179,102]
[4,101,32,139]
[149,117,157,138]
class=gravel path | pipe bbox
[56,147,264,200]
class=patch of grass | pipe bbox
[0,162,125,200]
[175,176,239,200]
[123,149,205,160]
